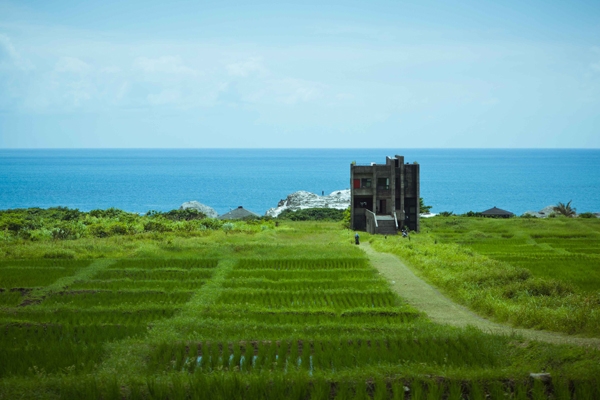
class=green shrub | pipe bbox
[199,218,223,230]
[154,208,207,221]
[143,220,173,233]
[277,208,345,221]
[520,213,537,218]
[578,212,596,219]
[43,249,76,259]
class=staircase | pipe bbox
[375,216,397,235]
[365,210,399,235]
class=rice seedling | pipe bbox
[227,268,376,281]
[221,278,388,291]
[0,259,91,269]
[0,267,79,288]
[109,259,218,270]
[0,290,24,306]
[93,268,214,281]
[69,278,207,291]
[215,288,399,310]
[0,323,147,376]
[0,307,179,325]
[40,290,194,308]
[236,258,370,270]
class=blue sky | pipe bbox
[0,0,599,148]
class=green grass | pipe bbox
[426,217,600,291]
[372,217,600,336]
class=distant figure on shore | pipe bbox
[355,232,360,245]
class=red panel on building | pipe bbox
[353,179,360,189]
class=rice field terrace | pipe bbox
[1,221,600,399]
[427,217,600,292]
[371,217,600,336]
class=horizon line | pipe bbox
[2,147,600,151]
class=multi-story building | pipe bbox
[350,155,420,234]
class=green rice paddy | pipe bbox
[427,217,600,291]
[0,221,599,398]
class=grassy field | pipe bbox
[371,217,600,336]
[1,221,599,399]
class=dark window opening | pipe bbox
[354,197,373,211]
[361,178,372,188]
[377,178,389,190]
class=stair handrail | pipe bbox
[365,209,378,228]
[393,211,398,229]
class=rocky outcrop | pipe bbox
[523,205,565,218]
[265,190,350,218]
[522,205,600,218]
[179,201,218,219]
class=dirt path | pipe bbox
[361,242,600,348]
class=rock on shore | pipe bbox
[522,205,556,218]
[265,190,350,218]
[179,201,218,218]
[523,205,599,218]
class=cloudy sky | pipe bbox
[0,0,599,148]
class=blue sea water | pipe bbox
[0,149,599,216]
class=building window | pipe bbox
[361,178,372,188]
[377,178,389,190]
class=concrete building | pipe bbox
[350,155,420,234]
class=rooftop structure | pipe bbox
[219,206,260,220]
[481,206,514,218]
[350,155,420,234]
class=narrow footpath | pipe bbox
[361,242,600,349]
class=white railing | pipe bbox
[393,212,398,229]
[365,209,378,228]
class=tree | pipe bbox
[419,198,432,214]
[553,200,576,217]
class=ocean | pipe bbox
[0,149,598,216]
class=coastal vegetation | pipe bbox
[0,207,274,249]
[0,213,599,398]
[553,201,577,218]
[277,208,345,221]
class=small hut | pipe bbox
[481,206,514,218]
[219,206,260,220]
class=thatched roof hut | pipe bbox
[481,206,514,218]
[219,206,260,220]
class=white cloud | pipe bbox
[102,66,121,73]
[115,81,130,100]
[336,93,355,100]
[55,57,91,73]
[62,81,92,106]
[276,78,323,104]
[226,58,266,77]
[0,33,33,70]
[134,56,196,75]
[147,89,181,105]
